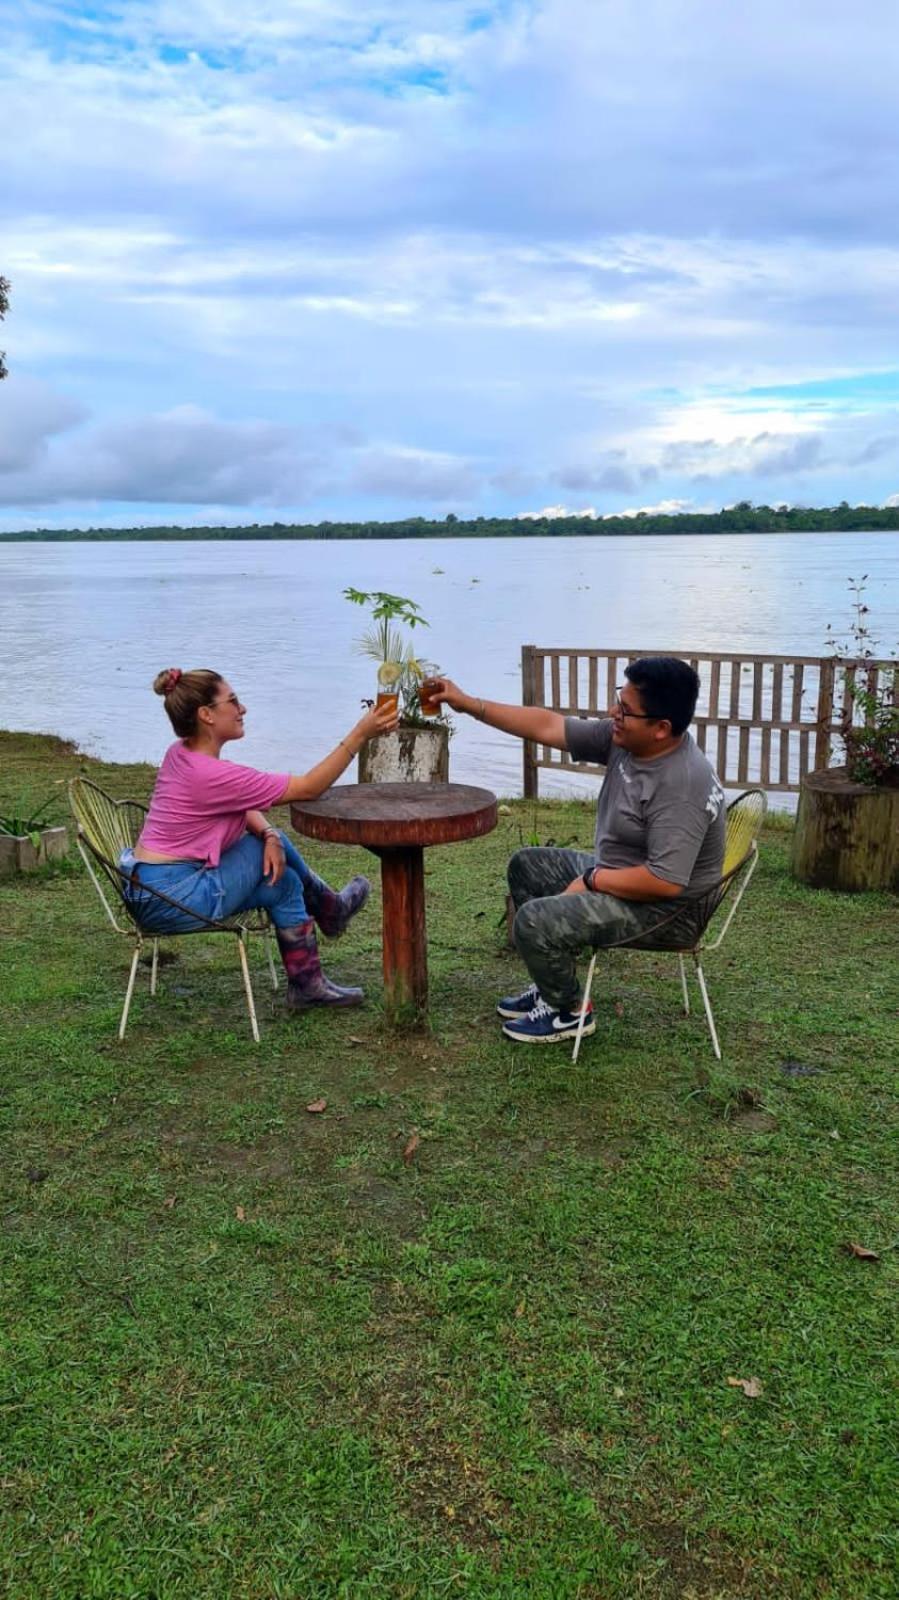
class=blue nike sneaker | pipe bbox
[496,982,541,1020]
[501,995,595,1045]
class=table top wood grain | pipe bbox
[290,782,498,850]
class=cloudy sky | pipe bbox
[2,0,898,530]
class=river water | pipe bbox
[1,532,896,807]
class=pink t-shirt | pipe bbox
[138,742,289,866]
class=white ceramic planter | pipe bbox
[0,825,68,875]
[358,723,450,785]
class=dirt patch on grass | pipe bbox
[337,1170,425,1239]
[543,1427,755,1597]
[495,1132,639,1171]
[729,1109,778,1135]
[158,1127,299,1181]
[640,1517,756,1597]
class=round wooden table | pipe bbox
[291,782,498,1023]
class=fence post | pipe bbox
[521,644,538,799]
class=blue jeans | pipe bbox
[120,831,317,934]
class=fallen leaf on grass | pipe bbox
[162,1195,177,1209]
[614,1001,625,1019]
[843,1242,879,1262]
[402,1131,420,1166]
[235,1205,246,1222]
[727,1375,763,1398]
[348,1037,363,1047]
[26,1167,49,1184]
[305,1098,327,1114]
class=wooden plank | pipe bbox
[521,645,539,799]
[771,661,783,723]
[718,722,731,783]
[695,722,708,752]
[798,728,810,782]
[791,662,804,725]
[588,655,598,712]
[779,727,791,787]
[737,725,750,783]
[607,655,617,712]
[708,659,721,721]
[760,724,772,786]
[530,648,837,666]
[568,653,578,714]
[729,660,741,721]
[550,653,561,715]
[814,658,835,771]
[752,660,764,722]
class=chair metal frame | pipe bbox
[69,777,278,1042]
[571,789,767,1063]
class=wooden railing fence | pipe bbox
[521,646,897,796]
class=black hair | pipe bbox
[624,656,700,737]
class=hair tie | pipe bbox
[165,668,182,693]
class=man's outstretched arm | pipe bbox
[431,677,568,750]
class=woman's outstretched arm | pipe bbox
[279,701,398,803]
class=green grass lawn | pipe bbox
[1,731,897,1599]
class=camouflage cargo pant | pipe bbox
[508,847,704,1011]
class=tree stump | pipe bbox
[792,767,899,893]
[358,723,449,785]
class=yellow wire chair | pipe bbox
[69,777,278,1043]
[571,789,768,1063]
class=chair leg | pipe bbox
[150,939,159,997]
[119,941,142,1041]
[678,954,690,1015]
[692,955,722,1061]
[264,925,278,991]
[237,932,261,1043]
[572,952,598,1064]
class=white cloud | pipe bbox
[3,1,899,523]
[517,504,599,520]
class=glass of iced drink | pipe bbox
[418,673,443,717]
[376,662,402,716]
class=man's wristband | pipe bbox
[262,827,281,843]
[472,698,487,722]
[583,866,598,892]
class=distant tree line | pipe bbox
[3,501,899,541]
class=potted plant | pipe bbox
[792,577,898,891]
[343,588,452,783]
[0,790,68,876]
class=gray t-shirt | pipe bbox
[564,717,726,895]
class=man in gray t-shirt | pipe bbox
[430,656,726,1044]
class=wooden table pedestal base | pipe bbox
[375,846,428,1022]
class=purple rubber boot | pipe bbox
[308,873,371,938]
[276,921,364,1010]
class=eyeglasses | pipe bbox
[614,688,655,721]
[213,693,242,708]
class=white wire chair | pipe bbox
[69,777,278,1043]
[572,789,768,1063]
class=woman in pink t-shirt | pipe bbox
[121,666,397,1011]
